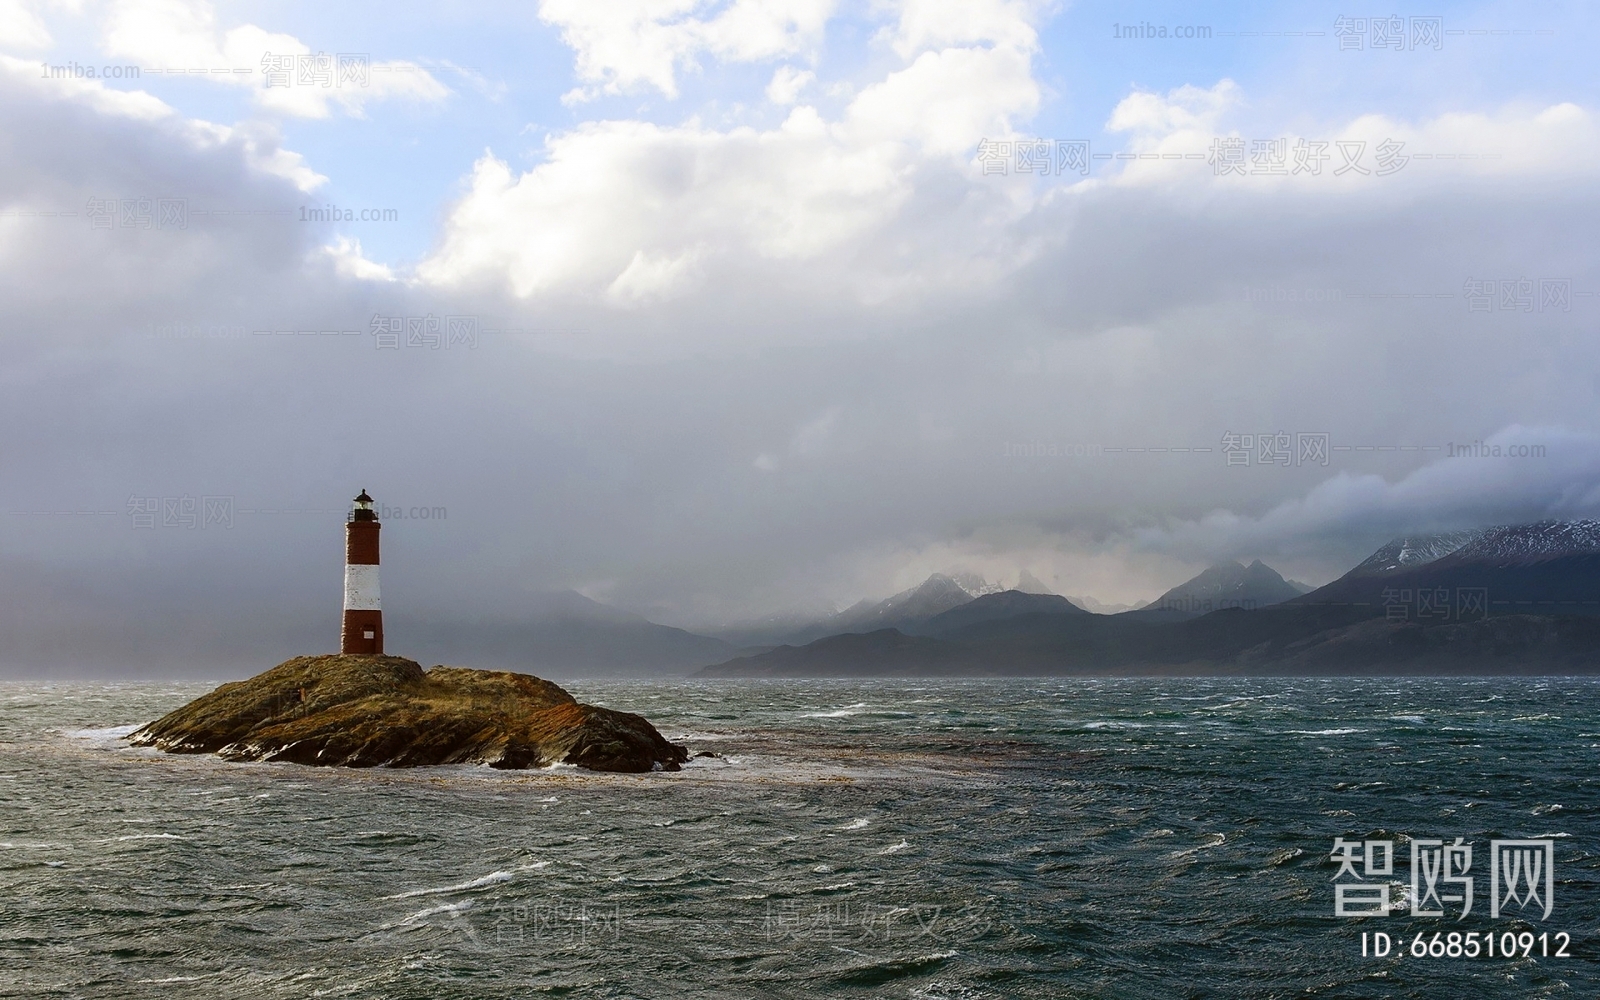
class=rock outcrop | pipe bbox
[129,654,688,772]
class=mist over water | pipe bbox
[2,677,1596,998]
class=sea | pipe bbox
[2,677,1597,999]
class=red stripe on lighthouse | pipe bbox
[340,490,383,655]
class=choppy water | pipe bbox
[1,677,1597,999]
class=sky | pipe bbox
[1,0,1598,671]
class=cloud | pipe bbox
[415,114,916,299]
[541,0,835,101]
[1102,82,1600,190]
[1107,79,1241,137]
[885,0,1041,58]
[0,0,51,48]
[419,1,1042,302]
[97,0,448,118]
[1133,427,1600,563]
[765,64,813,104]
[324,235,396,282]
[607,246,704,303]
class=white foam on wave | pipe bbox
[1287,728,1365,736]
[382,862,548,900]
[135,977,206,984]
[801,703,869,718]
[379,899,476,930]
[839,818,870,830]
[60,724,143,745]
[1167,833,1226,860]
[878,839,911,855]
[1389,715,1427,724]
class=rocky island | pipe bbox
[129,654,689,772]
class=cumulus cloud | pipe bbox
[885,0,1041,57]
[1103,82,1600,190]
[541,0,835,100]
[765,63,813,104]
[0,0,51,48]
[421,0,1043,301]
[97,0,448,118]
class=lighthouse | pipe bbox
[341,489,383,654]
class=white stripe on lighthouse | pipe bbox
[343,563,381,610]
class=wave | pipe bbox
[382,863,548,900]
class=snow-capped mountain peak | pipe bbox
[948,572,1005,598]
[1347,529,1484,576]
[1443,520,1600,563]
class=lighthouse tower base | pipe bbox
[341,609,383,655]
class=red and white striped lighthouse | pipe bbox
[340,489,383,655]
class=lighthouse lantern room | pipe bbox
[340,489,383,654]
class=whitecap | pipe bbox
[839,818,870,830]
[1389,715,1426,724]
[64,724,143,739]
[1287,728,1365,736]
[1167,833,1226,859]
[801,703,869,718]
[878,839,911,855]
[378,899,475,930]
[135,977,205,984]
[382,863,547,900]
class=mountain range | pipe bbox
[391,589,735,677]
[697,520,1600,677]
